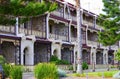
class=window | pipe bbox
[49,25,52,33]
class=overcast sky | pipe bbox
[64,0,103,14]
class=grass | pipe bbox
[70,70,119,78]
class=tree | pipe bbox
[0,0,57,25]
[98,0,120,46]
[115,49,120,69]
[115,49,120,61]
[75,0,82,74]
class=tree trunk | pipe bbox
[75,0,83,74]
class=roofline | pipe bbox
[56,0,98,17]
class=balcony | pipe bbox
[51,11,64,18]
[0,25,15,34]
[71,16,76,22]
[49,33,68,42]
[19,28,46,38]
[83,20,94,27]
[87,40,98,47]
[71,37,86,44]
[110,45,118,50]
[71,37,77,42]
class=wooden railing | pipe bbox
[87,40,98,47]
[83,20,94,27]
[71,37,77,42]
[49,33,68,42]
[19,28,46,38]
[51,11,64,18]
[0,25,15,34]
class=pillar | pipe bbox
[46,13,50,39]
[86,25,88,44]
[91,47,96,71]
[68,19,72,42]
[15,45,20,65]
[103,49,108,64]
[15,17,19,36]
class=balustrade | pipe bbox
[0,25,15,34]
[87,40,98,47]
[51,10,64,18]
[19,28,45,38]
[49,33,68,42]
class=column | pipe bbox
[73,46,77,72]
[91,47,96,71]
[63,2,66,18]
[93,15,96,28]
[86,25,88,45]
[68,19,72,42]
[46,13,50,39]
[15,45,20,65]
[103,49,108,64]
[21,52,24,65]
[0,39,2,55]
[81,9,83,24]
[15,17,19,36]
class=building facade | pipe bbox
[0,0,118,68]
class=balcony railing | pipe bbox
[71,37,86,44]
[51,11,64,18]
[49,33,68,42]
[87,40,98,47]
[71,37,77,42]
[83,20,94,27]
[19,28,46,38]
[71,16,76,22]
[0,25,15,34]
[110,45,118,50]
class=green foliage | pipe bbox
[50,55,59,62]
[115,49,120,61]
[10,65,23,79]
[58,69,66,77]
[34,63,59,79]
[82,62,88,70]
[72,70,118,78]
[2,64,11,78]
[98,0,120,46]
[0,0,58,25]
[50,55,70,65]
[68,65,73,70]
[56,60,70,65]
[0,55,6,65]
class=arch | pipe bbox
[22,46,33,66]
[96,51,103,64]
[104,54,107,64]
[1,41,15,63]
[53,49,58,57]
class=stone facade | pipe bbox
[0,0,118,70]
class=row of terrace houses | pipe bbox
[0,0,118,68]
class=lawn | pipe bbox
[70,70,119,78]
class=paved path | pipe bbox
[22,72,35,79]
[61,77,115,79]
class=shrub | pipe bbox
[50,55,70,65]
[34,63,59,79]
[2,64,11,78]
[58,68,66,77]
[50,55,59,62]
[82,62,88,70]
[0,55,6,65]
[10,65,23,79]
[56,60,70,65]
[68,65,73,70]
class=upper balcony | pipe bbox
[0,25,15,35]
[49,33,68,42]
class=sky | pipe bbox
[64,0,103,14]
